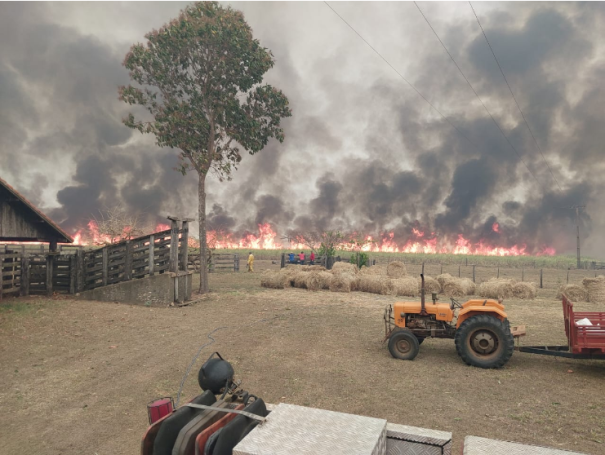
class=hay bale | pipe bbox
[392,276,419,297]
[358,275,394,295]
[331,262,358,276]
[436,273,454,289]
[386,261,407,278]
[582,276,605,303]
[556,284,588,302]
[292,271,308,289]
[478,279,514,299]
[418,276,441,294]
[329,274,354,293]
[512,282,537,300]
[306,271,333,291]
[359,264,387,276]
[306,265,326,271]
[260,272,290,289]
[443,278,476,297]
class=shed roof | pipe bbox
[0,176,73,244]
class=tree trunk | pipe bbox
[198,172,209,293]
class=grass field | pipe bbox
[199,248,596,269]
[1,260,604,454]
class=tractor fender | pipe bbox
[456,307,508,328]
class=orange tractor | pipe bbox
[384,275,518,368]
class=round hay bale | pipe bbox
[512,282,537,300]
[392,276,418,297]
[582,276,605,303]
[306,265,327,271]
[436,273,454,289]
[292,271,308,289]
[358,275,394,295]
[386,261,407,278]
[329,274,353,293]
[359,264,387,276]
[478,279,513,299]
[418,276,441,294]
[260,272,290,289]
[556,284,588,302]
[331,262,358,275]
[442,278,475,298]
[306,271,333,291]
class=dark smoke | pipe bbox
[2,2,605,256]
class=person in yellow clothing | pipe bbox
[247,252,254,272]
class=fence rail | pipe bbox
[0,219,191,300]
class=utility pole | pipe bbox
[561,205,586,269]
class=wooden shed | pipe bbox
[0,176,72,249]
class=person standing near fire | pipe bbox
[299,251,305,265]
[310,251,315,265]
[247,252,254,272]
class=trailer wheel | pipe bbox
[388,328,420,360]
[455,315,514,369]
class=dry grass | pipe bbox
[386,261,407,278]
[1,260,605,455]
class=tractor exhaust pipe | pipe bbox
[420,274,427,316]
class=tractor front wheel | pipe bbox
[388,328,420,361]
[455,315,514,369]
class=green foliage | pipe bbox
[349,252,369,268]
[316,231,343,257]
[118,1,292,180]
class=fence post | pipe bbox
[20,255,30,297]
[148,235,155,276]
[567,270,569,284]
[69,254,76,294]
[281,253,285,269]
[46,253,54,297]
[421,262,425,275]
[540,269,543,289]
[124,241,132,281]
[235,254,240,272]
[440,264,443,275]
[169,220,179,273]
[458,265,461,278]
[180,221,189,272]
[472,265,476,283]
[465,258,468,266]
[497,267,499,279]
[522,268,524,282]
[102,248,108,286]
[76,249,84,292]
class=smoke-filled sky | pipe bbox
[1,2,605,256]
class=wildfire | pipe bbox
[71,221,173,246]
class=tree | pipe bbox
[119,2,291,293]
[90,206,146,245]
[289,230,345,257]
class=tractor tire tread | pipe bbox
[455,314,514,369]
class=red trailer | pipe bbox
[518,295,605,359]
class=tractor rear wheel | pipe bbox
[388,328,420,360]
[455,315,514,369]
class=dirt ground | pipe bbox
[1,260,604,455]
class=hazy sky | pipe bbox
[1,2,605,255]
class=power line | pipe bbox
[323,1,480,152]
[413,1,539,182]
[468,2,564,193]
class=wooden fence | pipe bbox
[0,218,191,300]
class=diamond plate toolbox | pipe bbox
[233,403,387,455]
[386,423,452,455]
[463,436,587,455]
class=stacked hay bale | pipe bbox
[556,284,588,302]
[436,273,454,289]
[582,276,605,303]
[386,261,406,278]
[359,264,387,276]
[357,275,395,295]
[442,278,476,298]
[512,282,537,300]
[478,278,514,299]
[331,262,359,276]
[418,276,441,294]
[306,271,333,291]
[329,261,360,293]
[392,276,419,297]
[260,271,291,289]
[292,271,309,289]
